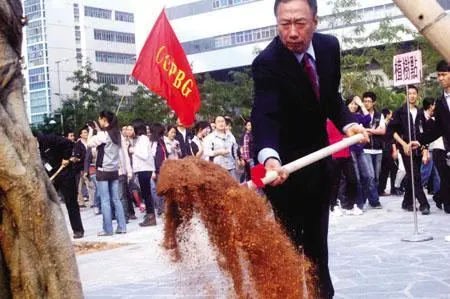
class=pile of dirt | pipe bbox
[73,242,128,255]
[157,158,317,298]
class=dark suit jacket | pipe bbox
[175,128,192,158]
[251,34,354,165]
[37,133,75,183]
[72,139,87,173]
[387,104,427,156]
[419,94,450,151]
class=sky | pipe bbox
[134,0,177,55]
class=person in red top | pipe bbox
[327,119,362,216]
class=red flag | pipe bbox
[132,9,200,127]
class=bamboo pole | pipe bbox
[393,0,450,61]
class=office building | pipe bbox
[160,0,450,75]
[23,0,136,124]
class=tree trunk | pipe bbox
[0,1,83,298]
[393,0,450,61]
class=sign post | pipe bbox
[393,50,433,242]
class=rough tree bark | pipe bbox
[393,0,450,61]
[0,1,83,298]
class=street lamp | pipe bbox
[55,58,71,100]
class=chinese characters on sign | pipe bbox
[393,50,422,87]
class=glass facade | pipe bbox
[73,3,80,22]
[24,0,50,124]
[97,72,137,85]
[84,6,112,19]
[115,11,134,23]
[212,0,257,9]
[94,29,135,44]
[95,51,136,64]
[181,3,407,55]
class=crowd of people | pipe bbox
[36,112,255,239]
[35,79,449,242]
[329,86,449,218]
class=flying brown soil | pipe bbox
[157,158,317,298]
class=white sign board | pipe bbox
[393,50,422,87]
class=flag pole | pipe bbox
[401,85,433,243]
[116,76,133,116]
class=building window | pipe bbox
[95,51,136,64]
[94,29,135,44]
[244,30,252,42]
[74,25,81,43]
[26,20,43,44]
[75,48,82,67]
[213,0,257,9]
[28,67,46,89]
[27,43,45,66]
[31,105,48,113]
[115,11,134,23]
[29,90,47,106]
[31,114,45,123]
[84,6,111,19]
[24,0,42,21]
[30,82,46,90]
[195,25,277,54]
[73,3,80,22]
[97,72,137,85]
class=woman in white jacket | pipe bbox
[129,119,157,226]
[87,111,127,236]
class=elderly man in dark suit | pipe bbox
[251,0,367,297]
[412,60,450,215]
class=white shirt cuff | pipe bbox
[342,123,358,134]
[258,148,281,165]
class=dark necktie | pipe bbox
[302,53,320,101]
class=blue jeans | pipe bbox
[421,152,441,193]
[97,179,127,234]
[90,174,101,209]
[351,151,380,206]
[369,153,383,186]
[151,178,164,214]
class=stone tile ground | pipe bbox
[70,194,450,298]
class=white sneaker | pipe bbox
[351,204,364,216]
[445,235,450,242]
[332,206,343,217]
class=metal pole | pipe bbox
[406,85,419,234]
[60,113,64,135]
[401,85,433,242]
[56,60,62,98]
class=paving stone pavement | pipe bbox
[69,193,450,298]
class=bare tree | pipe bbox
[0,1,83,298]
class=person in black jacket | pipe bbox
[378,108,399,196]
[387,85,430,214]
[250,1,367,297]
[150,123,168,215]
[412,60,450,214]
[73,126,90,207]
[175,117,192,158]
[37,132,84,238]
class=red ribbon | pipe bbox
[250,164,266,188]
